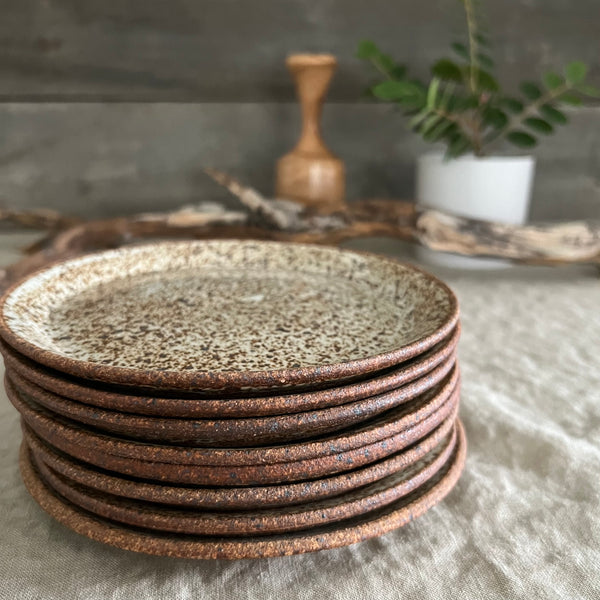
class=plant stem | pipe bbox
[431,107,482,154]
[472,124,484,156]
[463,0,479,93]
[369,57,393,80]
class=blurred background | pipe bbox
[0,0,598,221]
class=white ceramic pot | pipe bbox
[415,153,536,269]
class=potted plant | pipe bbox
[357,0,599,267]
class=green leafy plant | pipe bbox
[357,0,599,158]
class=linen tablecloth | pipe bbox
[1,236,599,600]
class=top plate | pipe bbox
[0,240,458,392]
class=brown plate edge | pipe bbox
[8,370,459,471]
[18,419,466,559]
[24,412,458,510]
[28,424,457,536]
[0,241,460,392]
[0,323,460,417]
[5,355,457,446]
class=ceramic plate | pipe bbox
[17,393,459,486]
[25,415,456,510]
[7,356,455,446]
[30,426,456,536]
[0,241,458,392]
[18,421,465,559]
[0,325,460,417]
[8,366,458,467]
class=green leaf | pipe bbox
[432,59,463,82]
[439,82,457,110]
[377,53,399,75]
[356,40,378,60]
[419,114,443,135]
[543,72,563,90]
[539,104,568,125]
[470,67,500,92]
[400,95,428,110]
[423,119,457,143]
[455,95,480,111]
[477,53,494,70]
[372,80,427,110]
[559,93,583,105]
[389,64,407,79]
[426,78,440,109]
[565,61,587,84]
[373,52,404,79]
[409,108,431,129]
[502,98,524,113]
[483,107,508,129]
[520,81,542,100]
[507,131,537,148]
[372,80,423,101]
[356,40,406,79]
[524,117,553,134]
[446,134,472,158]
[474,32,490,47]
[451,42,469,60]
[576,83,600,97]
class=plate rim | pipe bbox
[5,354,456,446]
[18,419,466,559]
[7,366,460,467]
[24,413,457,510]
[0,323,460,417]
[29,423,457,536]
[0,240,459,391]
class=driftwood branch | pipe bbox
[1,169,598,291]
[0,207,82,231]
[417,211,600,265]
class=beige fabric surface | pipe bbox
[0,237,599,599]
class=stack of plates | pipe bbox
[0,240,465,559]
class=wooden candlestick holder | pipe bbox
[276,54,346,213]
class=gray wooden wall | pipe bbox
[1,0,599,220]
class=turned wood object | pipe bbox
[276,54,346,213]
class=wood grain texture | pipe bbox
[0,0,598,102]
[0,104,598,221]
[276,54,346,211]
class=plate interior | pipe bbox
[2,242,454,373]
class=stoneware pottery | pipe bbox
[6,356,455,445]
[18,420,466,559]
[16,391,459,486]
[0,324,460,417]
[8,365,458,466]
[0,241,459,392]
[25,416,456,510]
[30,426,456,536]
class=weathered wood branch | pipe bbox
[417,211,600,265]
[0,207,82,231]
[1,169,598,291]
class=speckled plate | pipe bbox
[6,356,456,446]
[18,420,466,559]
[8,365,458,466]
[16,389,459,486]
[0,241,459,392]
[30,425,456,536]
[0,325,460,417]
[25,414,457,510]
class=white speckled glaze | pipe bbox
[0,241,458,390]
